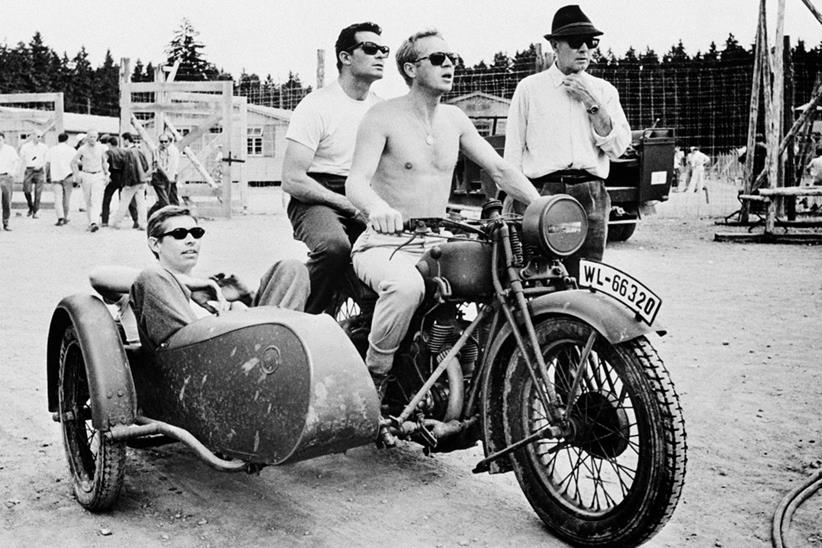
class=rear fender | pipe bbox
[47,294,136,430]
[477,289,664,473]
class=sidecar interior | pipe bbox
[86,266,381,465]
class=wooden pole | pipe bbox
[765,0,786,234]
[119,58,131,135]
[221,80,233,218]
[798,0,822,25]
[742,0,766,222]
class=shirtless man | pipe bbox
[346,29,540,391]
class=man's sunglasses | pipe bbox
[157,227,206,240]
[415,51,460,66]
[348,41,390,56]
[566,36,600,49]
[159,139,170,144]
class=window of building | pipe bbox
[247,126,263,156]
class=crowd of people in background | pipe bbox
[0,129,180,233]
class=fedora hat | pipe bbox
[544,5,603,40]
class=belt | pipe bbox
[532,169,598,185]
[82,170,102,174]
[25,166,44,170]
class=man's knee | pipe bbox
[312,234,352,265]
[377,273,425,309]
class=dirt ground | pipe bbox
[1,181,820,547]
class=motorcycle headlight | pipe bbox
[522,195,588,257]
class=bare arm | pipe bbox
[281,140,359,215]
[70,150,82,179]
[345,108,402,233]
[456,110,540,205]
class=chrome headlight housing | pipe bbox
[522,195,588,257]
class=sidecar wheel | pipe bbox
[58,324,126,511]
[502,318,686,547]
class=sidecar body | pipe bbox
[46,267,380,510]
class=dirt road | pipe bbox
[1,184,820,547]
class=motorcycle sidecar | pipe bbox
[46,268,381,511]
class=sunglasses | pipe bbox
[415,51,460,66]
[159,140,170,144]
[565,36,600,49]
[156,227,205,240]
[348,41,390,56]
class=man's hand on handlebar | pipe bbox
[367,202,404,234]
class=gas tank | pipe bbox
[130,307,380,465]
[416,239,494,298]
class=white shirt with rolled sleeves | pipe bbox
[0,144,20,175]
[504,63,631,180]
[19,141,48,170]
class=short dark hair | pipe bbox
[147,205,197,240]
[107,136,119,146]
[122,132,135,144]
[58,132,68,143]
[335,22,382,72]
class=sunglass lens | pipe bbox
[360,42,389,55]
[190,227,205,239]
[167,227,205,239]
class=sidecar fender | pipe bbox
[477,289,664,474]
[47,294,137,431]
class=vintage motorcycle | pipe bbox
[330,195,687,546]
[45,194,685,547]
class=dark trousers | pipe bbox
[287,198,366,314]
[148,171,172,218]
[0,174,12,224]
[102,182,138,224]
[23,167,45,213]
[505,178,610,280]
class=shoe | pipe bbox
[63,218,70,225]
[32,212,38,219]
[3,224,10,231]
[132,222,140,229]
[26,210,33,217]
[55,219,64,226]
[370,373,389,402]
[89,223,99,233]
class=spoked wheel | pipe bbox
[58,325,126,511]
[502,318,686,547]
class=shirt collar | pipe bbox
[546,63,566,87]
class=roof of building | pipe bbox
[446,91,511,105]
[246,103,292,122]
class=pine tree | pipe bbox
[165,18,219,80]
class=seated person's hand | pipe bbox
[186,276,229,315]
[209,273,254,306]
[367,203,403,234]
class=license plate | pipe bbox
[578,259,662,325]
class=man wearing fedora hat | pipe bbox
[504,4,631,278]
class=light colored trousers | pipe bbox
[352,229,438,376]
[52,177,73,220]
[80,172,105,226]
[687,165,706,193]
[110,183,147,228]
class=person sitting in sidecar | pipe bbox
[130,205,310,351]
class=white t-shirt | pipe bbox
[46,142,77,181]
[285,80,381,176]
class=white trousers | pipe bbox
[687,166,706,193]
[110,184,147,228]
[80,172,105,226]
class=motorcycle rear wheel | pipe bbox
[58,325,126,511]
[502,317,686,547]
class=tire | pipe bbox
[502,317,686,547]
[58,324,126,511]
[607,221,637,242]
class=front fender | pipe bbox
[47,293,136,431]
[477,289,664,474]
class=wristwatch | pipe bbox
[586,104,600,115]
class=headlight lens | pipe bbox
[522,195,588,257]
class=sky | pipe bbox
[2,0,820,98]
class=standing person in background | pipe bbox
[101,136,138,228]
[109,132,149,230]
[70,129,109,233]
[807,148,822,186]
[19,132,48,218]
[673,146,684,191]
[149,132,181,218]
[282,21,386,314]
[45,132,77,226]
[0,132,20,231]
[504,4,631,278]
[686,146,710,194]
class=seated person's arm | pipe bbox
[131,267,201,350]
[345,107,402,233]
[455,109,540,205]
[282,140,359,216]
[176,273,229,314]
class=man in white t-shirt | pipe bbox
[282,21,386,314]
[46,132,78,226]
[19,131,49,218]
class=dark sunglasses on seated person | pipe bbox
[157,227,206,240]
[348,41,390,56]
[415,51,460,66]
[565,36,600,49]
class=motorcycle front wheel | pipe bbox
[502,317,686,547]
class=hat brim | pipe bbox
[544,23,603,41]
